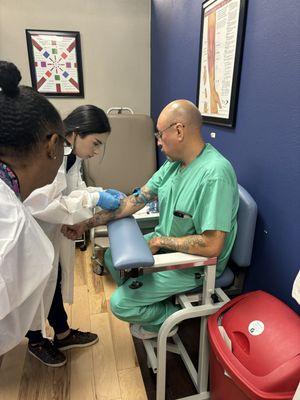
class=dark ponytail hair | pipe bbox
[63,104,111,137]
[0,61,21,97]
[0,61,64,158]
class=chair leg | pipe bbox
[224,269,247,297]
[198,317,210,393]
[156,322,174,400]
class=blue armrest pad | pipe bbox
[107,217,154,270]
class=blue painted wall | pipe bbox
[151,0,300,311]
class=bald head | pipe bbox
[156,99,205,165]
[159,99,202,133]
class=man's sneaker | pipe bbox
[28,338,67,367]
[54,329,99,350]
[130,324,178,340]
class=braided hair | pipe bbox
[0,61,64,158]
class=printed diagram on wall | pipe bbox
[26,30,84,97]
[197,0,247,127]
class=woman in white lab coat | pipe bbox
[0,61,65,356]
[24,105,120,367]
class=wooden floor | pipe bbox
[0,245,147,400]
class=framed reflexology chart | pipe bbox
[26,29,84,97]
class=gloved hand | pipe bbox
[97,191,120,210]
[106,188,127,200]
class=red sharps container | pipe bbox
[208,291,300,400]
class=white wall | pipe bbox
[0,0,151,117]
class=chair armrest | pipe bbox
[108,217,154,270]
[153,252,216,267]
[150,253,217,273]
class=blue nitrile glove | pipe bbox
[106,188,127,200]
[97,191,120,210]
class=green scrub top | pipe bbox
[146,143,239,276]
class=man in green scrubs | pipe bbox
[64,99,239,339]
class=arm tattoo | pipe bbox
[180,236,207,253]
[129,194,147,206]
[141,186,158,202]
[159,235,207,254]
[129,186,157,206]
[86,186,157,229]
[85,212,109,230]
[159,237,182,252]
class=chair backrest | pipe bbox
[83,113,157,194]
[232,184,257,267]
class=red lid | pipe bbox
[208,291,300,398]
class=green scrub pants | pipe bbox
[104,248,204,333]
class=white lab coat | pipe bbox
[24,156,101,330]
[0,179,54,355]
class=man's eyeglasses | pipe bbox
[154,122,185,140]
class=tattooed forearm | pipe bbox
[85,211,111,230]
[159,237,181,252]
[129,194,147,206]
[140,186,158,202]
[180,236,207,253]
[159,235,207,254]
[158,231,225,257]
[129,185,157,206]
[87,185,157,229]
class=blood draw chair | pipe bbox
[82,107,158,273]
[107,184,257,400]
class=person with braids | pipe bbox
[24,105,124,367]
[0,60,65,356]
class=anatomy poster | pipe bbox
[197,0,247,127]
